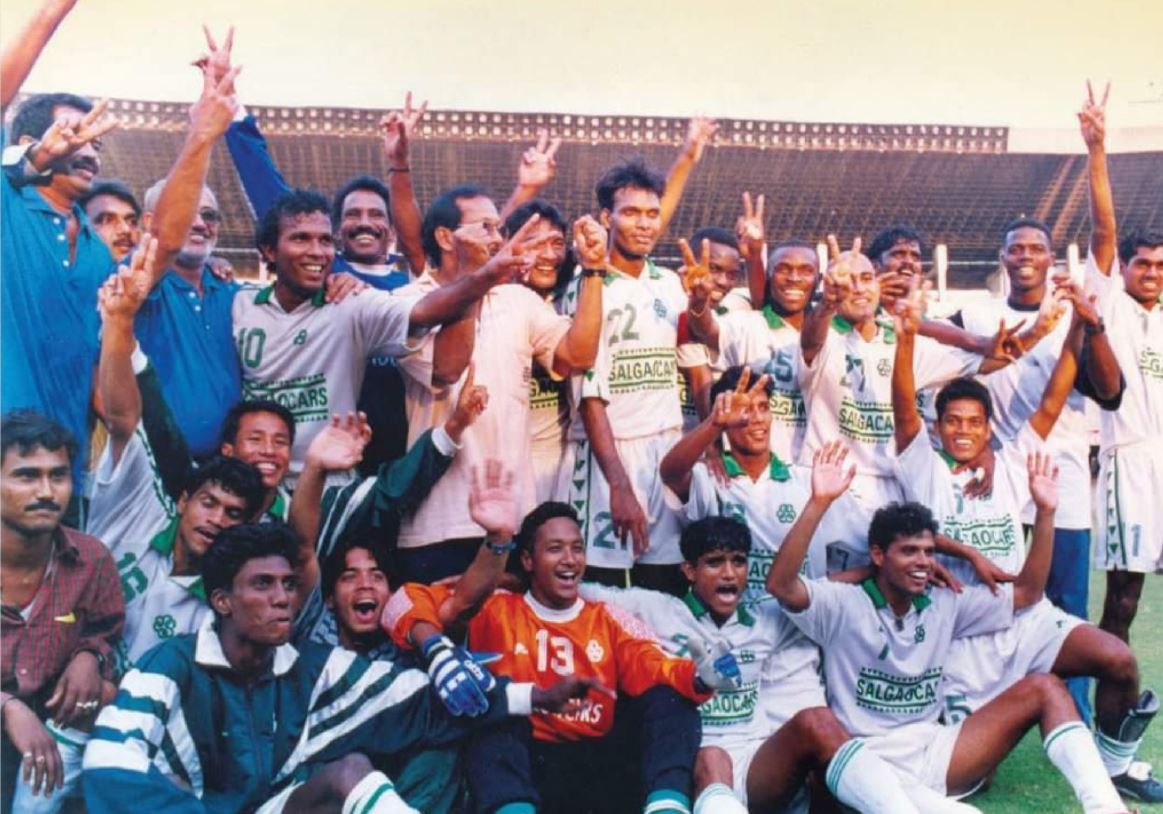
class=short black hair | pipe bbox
[10,93,93,143]
[184,456,266,518]
[1,410,78,466]
[690,227,738,253]
[219,400,296,447]
[1002,217,1053,250]
[256,188,331,256]
[420,184,491,269]
[1118,229,1163,266]
[321,539,392,600]
[710,365,775,403]
[202,522,300,600]
[516,501,579,553]
[332,175,392,230]
[504,199,574,296]
[867,225,926,266]
[868,502,938,552]
[680,516,751,564]
[594,156,665,212]
[935,377,993,423]
[79,179,141,217]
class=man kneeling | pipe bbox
[384,503,743,814]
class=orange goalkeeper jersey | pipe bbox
[383,586,710,742]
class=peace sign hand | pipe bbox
[382,91,429,167]
[517,128,562,189]
[710,366,769,429]
[679,237,715,312]
[822,234,864,307]
[683,116,719,162]
[192,25,236,94]
[735,191,766,261]
[478,213,553,286]
[30,99,118,171]
[1078,80,1110,150]
[98,235,158,322]
[892,275,931,338]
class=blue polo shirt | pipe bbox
[1,145,114,484]
[135,268,242,458]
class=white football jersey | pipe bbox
[564,260,687,442]
[86,428,207,671]
[1085,253,1163,450]
[684,456,868,603]
[717,306,806,463]
[800,317,979,478]
[232,285,422,483]
[787,578,1012,737]
[959,297,1090,529]
[578,583,820,746]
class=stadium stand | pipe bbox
[23,97,1161,287]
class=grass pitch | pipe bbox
[973,568,1163,813]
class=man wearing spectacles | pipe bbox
[132,181,243,460]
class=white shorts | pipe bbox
[253,781,303,814]
[865,720,964,795]
[556,428,684,567]
[942,597,1083,719]
[530,439,565,505]
[1096,444,1163,573]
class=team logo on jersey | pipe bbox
[514,642,529,656]
[586,639,605,662]
[293,329,309,345]
[153,614,177,639]
[876,358,892,377]
[914,624,926,643]
[777,503,797,523]
[653,298,668,319]
[841,354,866,390]
[1141,348,1163,381]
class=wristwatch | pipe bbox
[485,538,517,555]
[1084,318,1106,336]
[580,267,606,279]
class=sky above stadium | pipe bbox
[4,0,1161,133]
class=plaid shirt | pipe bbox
[1,527,124,715]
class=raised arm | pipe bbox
[380,91,428,274]
[660,117,717,235]
[149,30,239,282]
[435,460,520,628]
[801,235,858,367]
[407,212,547,335]
[681,237,722,351]
[550,216,606,375]
[499,129,561,222]
[891,279,925,451]
[1080,81,1117,275]
[0,0,77,110]
[289,412,372,595]
[96,238,158,463]
[1013,452,1058,610]
[735,191,767,308]
[660,368,764,500]
[1028,295,1086,439]
[766,441,855,611]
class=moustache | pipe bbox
[347,225,383,240]
[25,500,62,513]
[69,157,99,175]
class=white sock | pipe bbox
[824,738,922,814]
[900,784,983,813]
[693,782,747,814]
[340,771,419,814]
[1095,727,1140,777]
[1044,722,1126,814]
